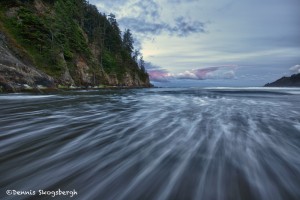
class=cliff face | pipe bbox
[0,0,151,92]
[264,73,300,87]
[0,32,54,92]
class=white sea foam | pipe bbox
[0,95,56,100]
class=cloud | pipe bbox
[289,64,300,74]
[119,18,167,35]
[91,0,300,87]
[133,0,160,20]
[119,17,206,37]
[96,0,206,37]
[172,17,206,36]
[144,62,162,70]
[176,66,237,80]
[146,63,237,82]
[148,70,174,82]
[92,0,127,13]
[93,0,207,52]
[176,71,198,79]
[145,62,173,82]
[168,0,199,3]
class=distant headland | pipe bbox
[265,73,300,87]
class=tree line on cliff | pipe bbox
[0,0,150,88]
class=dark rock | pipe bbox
[264,73,300,87]
[0,31,55,92]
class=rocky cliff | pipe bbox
[0,32,55,92]
[0,0,151,92]
[264,73,300,87]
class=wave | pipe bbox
[0,88,300,200]
[0,94,57,100]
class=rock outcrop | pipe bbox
[0,33,54,92]
[264,73,300,87]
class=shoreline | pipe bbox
[0,84,154,94]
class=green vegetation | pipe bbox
[0,0,149,86]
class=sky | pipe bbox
[90,0,300,87]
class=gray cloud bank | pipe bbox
[92,0,207,37]
[119,17,206,37]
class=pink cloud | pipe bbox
[176,65,237,80]
[147,64,238,82]
[177,71,198,79]
[148,70,173,82]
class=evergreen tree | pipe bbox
[122,29,134,55]
[140,56,146,73]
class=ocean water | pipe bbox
[0,87,300,200]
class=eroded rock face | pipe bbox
[76,57,92,85]
[0,32,54,92]
[101,72,116,86]
[57,52,74,86]
[123,72,141,87]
